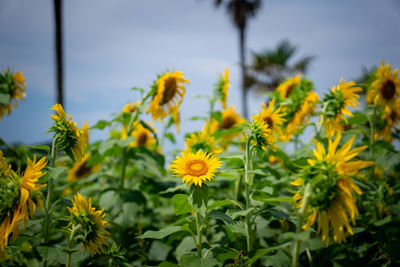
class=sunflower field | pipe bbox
[0,63,400,267]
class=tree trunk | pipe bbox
[239,26,248,119]
[54,0,63,106]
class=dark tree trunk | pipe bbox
[239,25,248,118]
[54,0,63,106]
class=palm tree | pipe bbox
[215,0,262,118]
[246,40,315,94]
[54,0,64,106]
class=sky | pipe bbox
[1,0,400,147]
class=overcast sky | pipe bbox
[1,0,400,146]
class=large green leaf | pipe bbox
[180,254,221,267]
[247,243,291,264]
[172,194,193,215]
[138,224,190,239]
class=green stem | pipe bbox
[370,105,376,178]
[244,136,253,255]
[195,208,203,258]
[43,136,58,267]
[66,224,82,267]
[120,150,127,192]
[292,183,312,267]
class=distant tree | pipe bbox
[214,0,262,118]
[246,40,315,94]
[54,0,64,106]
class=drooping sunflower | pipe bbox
[0,70,26,120]
[128,122,157,149]
[0,151,47,254]
[122,101,140,114]
[51,104,86,161]
[170,150,222,187]
[276,73,302,99]
[147,71,189,121]
[184,130,222,155]
[292,134,374,245]
[252,98,286,136]
[280,88,319,141]
[322,79,362,137]
[367,61,400,108]
[215,68,230,109]
[248,119,276,151]
[67,193,109,256]
[375,99,400,142]
[207,105,246,134]
[68,154,101,182]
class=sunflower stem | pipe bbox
[195,207,203,258]
[292,183,312,267]
[43,135,58,267]
[244,136,253,256]
[369,105,376,178]
[66,224,82,267]
[119,150,127,192]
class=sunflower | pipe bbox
[367,61,400,107]
[51,104,86,161]
[170,150,222,187]
[184,130,222,155]
[68,154,101,182]
[0,151,47,254]
[322,79,362,137]
[147,71,189,121]
[127,122,157,149]
[215,68,230,109]
[292,134,374,245]
[122,101,140,114]
[375,99,400,142]
[280,90,319,141]
[252,98,286,136]
[276,73,302,99]
[207,106,246,134]
[249,119,276,151]
[0,70,26,120]
[67,193,109,256]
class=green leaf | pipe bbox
[207,211,235,224]
[91,119,110,130]
[47,167,67,180]
[164,132,176,144]
[172,194,193,215]
[180,254,221,267]
[247,243,291,264]
[280,231,310,242]
[149,241,172,262]
[269,208,290,220]
[373,216,391,227]
[175,236,196,262]
[347,112,369,125]
[121,190,146,205]
[27,145,50,153]
[252,191,294,204]
[225,222,247,236]
[98,139,118,155]
[158,262,180,267]
[189,185,208,216]
[189,116,207,121]
[138,224,190,239]
[0,93,10,104]
[226,208,255,219]
[207,200,244,211]
[37,246,66,265]
[262,250,290,267]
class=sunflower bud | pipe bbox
[0,69,26,120]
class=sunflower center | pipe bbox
[381,80,396,100]
[75,162,93,178]
[186,160,208,176]
[221,115,237,129]
[161,78,177,105]
[264,116,273,129]
[137,132,148,146]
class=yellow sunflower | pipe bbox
[122,101,140,114]
[252,98,286,136]
[0,70,26,120]
[249,119,276,151]
[375,99,400,142]
[292,134,374,245]
[170,150,222,187]
[147,71,189,121]
[208,105,246,134]
[184,130,222,155]
[67,193,109,256]
[68,154,101,182]
[276,73,302,99]
[51,104,86,161]
[216,68,230,109]
[0,151,47,254]
[322,79,362,137]
[280,91,319,141]
[122,122,157,149]
[367,61,400,107]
